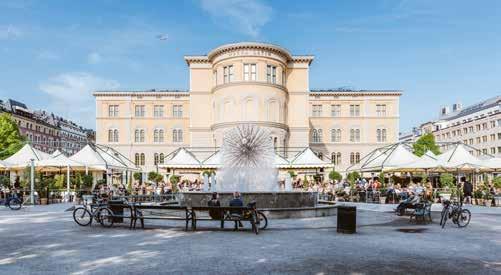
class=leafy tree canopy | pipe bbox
[413,133,440,157]
[329,170,342,182]
[0,113,25,159]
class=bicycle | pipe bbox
[73,201,115,228]
[440,200,471,228]
[0,195,22,210]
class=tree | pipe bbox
[81,175,93,190]
[440,173,455,189]
[148,171,163,184]
[0,113,25,159]
[169,175,180,193]
[133,172,142,182]
[347,171,361,185]
[413,133,440,157]
[329,170,342,182]
[493,177,501,189]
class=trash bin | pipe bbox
[108,200,125,223]
[337,206,356,234]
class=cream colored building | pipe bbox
[94,42,401,173]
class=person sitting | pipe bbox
[229,192,244,228]
[395,191,420,216]
[207,192,223,220]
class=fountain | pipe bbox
[178,124,336,218]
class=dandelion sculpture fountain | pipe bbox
[217,124,278,192]
[179,124,337,218]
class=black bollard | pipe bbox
[337,206,356,234]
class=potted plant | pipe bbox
[169,175,180,193]
[439,173,454,200]
[287,170,297,179]
[474,189,483,205]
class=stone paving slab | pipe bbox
[0,205,500,274]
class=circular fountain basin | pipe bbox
[178,192,337,219]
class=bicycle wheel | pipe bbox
[73,207,92,226]
[98,208,114,228]
[257,211,268,230]
[457,209,471,228]
[8,198,22,210]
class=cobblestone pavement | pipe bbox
[0,204,500,274]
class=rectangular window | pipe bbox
[491,147,496,154]
[243,64,256,81]
[377,128,387,142]
[267,65,276,84]
[135,105,145,117]
[108,105,119,117]
[331,104,341,117]
[350,129,360,142]
[153,105,164,117]
[349,104,360,117]
[376,104,387,117]
[282,70,286,85]
[312,105,322,117]
[223,65,233,83]
[173,105,183,118]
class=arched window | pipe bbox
[113,129,119,142]
[154,153,159,165]
[377,128,388,143]
[331,152,342,165]
[140,153,145,165]
[312,129,322,143]
[154,129,164,143]
[135,153,140,165]
[108,129,118,142]
[331,129,341,142]
[350,128,360,142]
[173,129,183,142]
[317,152,323,160]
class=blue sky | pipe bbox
[0,0,500,131]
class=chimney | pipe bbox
[452,102,462,112]
[440,106,450,117]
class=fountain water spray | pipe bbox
[217,124,278,192]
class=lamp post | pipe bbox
[30,158,35,204]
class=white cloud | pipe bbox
[87,52,102,64]
[199,0,272,37]
[0,25,22,40]
[39,72,119,128]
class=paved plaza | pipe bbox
[0,204,500,274]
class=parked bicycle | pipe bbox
[0,194,22,210]
[440,199,471,228]
[73,200,115,228]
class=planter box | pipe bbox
[380,197,386,204]
[40,198,48,205]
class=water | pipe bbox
[216,124,278,192]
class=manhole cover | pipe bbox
[396,228,428,233]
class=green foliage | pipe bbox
[414,173,428,184]
[202,170,215,177]
[169,175,180,193]
[133,172,142,181]
[148,171,163,184]
[413,133,440,157]
[0,175,9,187]
[81,175,93,190]
[378,172,386,185]
[439,173,455,189]
[0,113,25,159]
[21,165,38,189]
[53,174,65,189]
[493,177,501,189]
[287,171,297,178]
[329,170,342,182]
[347,171,360,185]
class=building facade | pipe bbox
[400,96,501,157]
[94,42,401,172]
[0,99,95,155]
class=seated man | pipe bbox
[395,192,420,216]
[229,192,244,228]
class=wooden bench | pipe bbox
[191,206,260,234]
[132,204,192,231]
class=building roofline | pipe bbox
[207,42,294,61]
[309,89,402,96]
[93,89,189,97]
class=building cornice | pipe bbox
[207,42,293,61]
[309,90,403,96]
[212,81,287,94]
[211,121,289,131]
[93,90,189,97]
